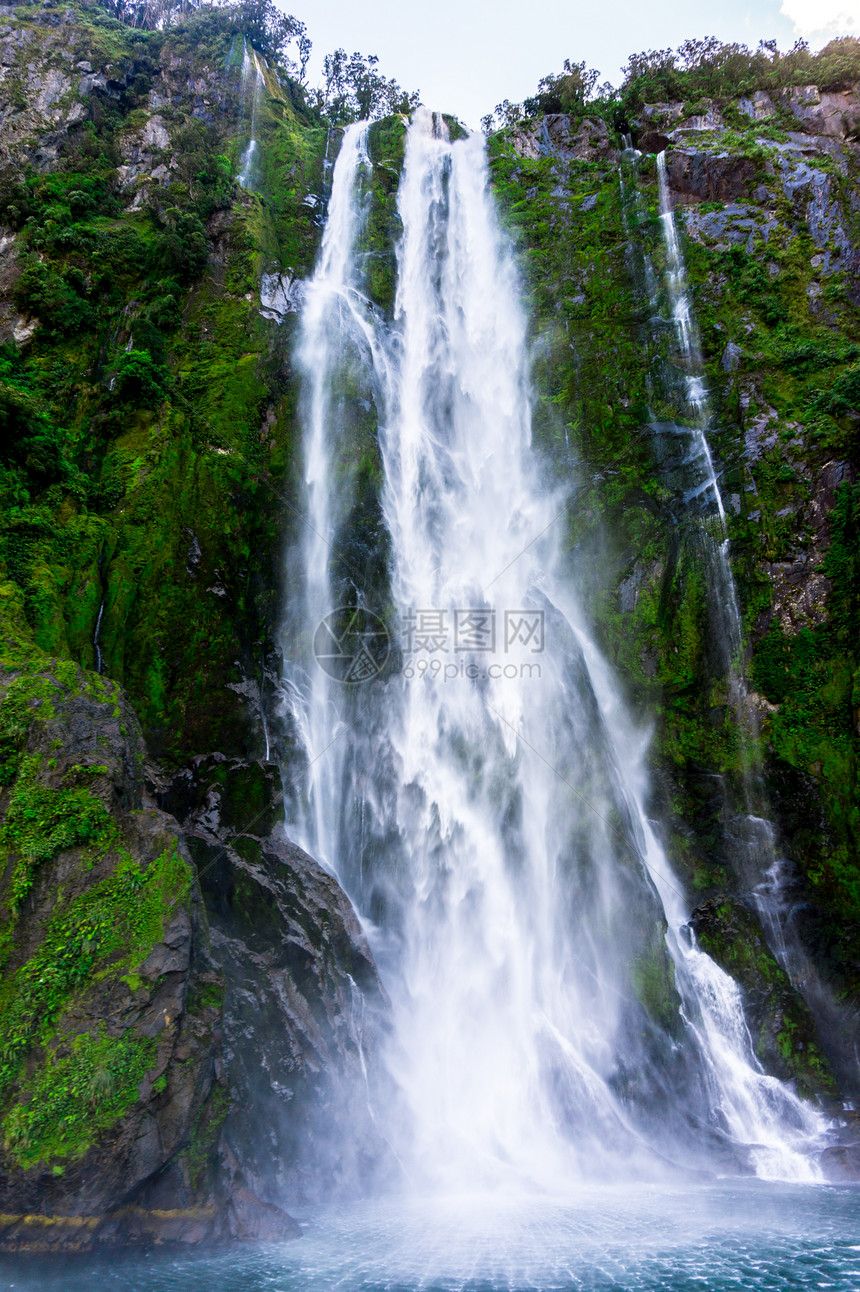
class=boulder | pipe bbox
[819,1144,860,1181]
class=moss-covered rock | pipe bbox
[0,578,223,1235]
[0,578,388,1247]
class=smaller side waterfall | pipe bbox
[656,152,725,521]
[280,122,380,855]
[654,149,746,700]
[238,41,264,189]
[628,144,852,1105]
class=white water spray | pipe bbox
[284,112,826,1192]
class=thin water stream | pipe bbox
[641,147,859,1095]
[237,40,264,189]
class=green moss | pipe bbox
[0,6,330,766]
[2,1026,155,1169]
[631,942,679,1031]
[1,753,119,911]
[0,843,190,1102]
[184,1082,230,1194]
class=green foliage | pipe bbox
[227,0,310,74]
[314,49,419,125]
[0,842,190,1114]
[826,481,860,645]
[1,754,118,910]
[0,672,56,787]
[812,364,860,418]
[523,59,601,116]
[166,122,234,221]
[13,258,95,335]
[0,349,67,485]
[2,1026,154,1168]
[619,35,860,112]
[488,34,860,138]
[98,0,311,80]
[155,206,210,283]
[112,348,170,406]
[712,246,786,327]
[767,331,860,376]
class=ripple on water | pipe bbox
[2,1182,860,1292]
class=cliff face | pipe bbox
[0,0,326,763]
[0,4,391,1250]
[2,0,860,1246]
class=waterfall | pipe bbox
[238,41,264,189]
[93,597,105,676]
[282,111,827,1193]
[648,149,858,1096]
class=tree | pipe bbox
[523,59,601,115]
[314,49,419,124]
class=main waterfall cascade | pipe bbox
[281,110,828,1193]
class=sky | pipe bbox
[287,0,860,128]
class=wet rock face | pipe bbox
[758,461,857,638]
[663,150,758,205]
[738,90,777,122]
[778,84,860,140]
[820,1143,860,1181]
[510,113,618,163]
[166,755,395,1206]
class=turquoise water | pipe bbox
[3,1183,860,1290]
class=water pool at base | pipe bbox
[3,1183,860,1291]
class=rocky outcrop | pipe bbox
[0,589,390,1251]
[510,113,619,163]
[757,461,856,638]
[738,90,777,122]
[662,149,758,205]
[778,84,860,140]
[159,753,394,1206]
[0,7,241,177]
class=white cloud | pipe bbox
[780,0,860,44]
